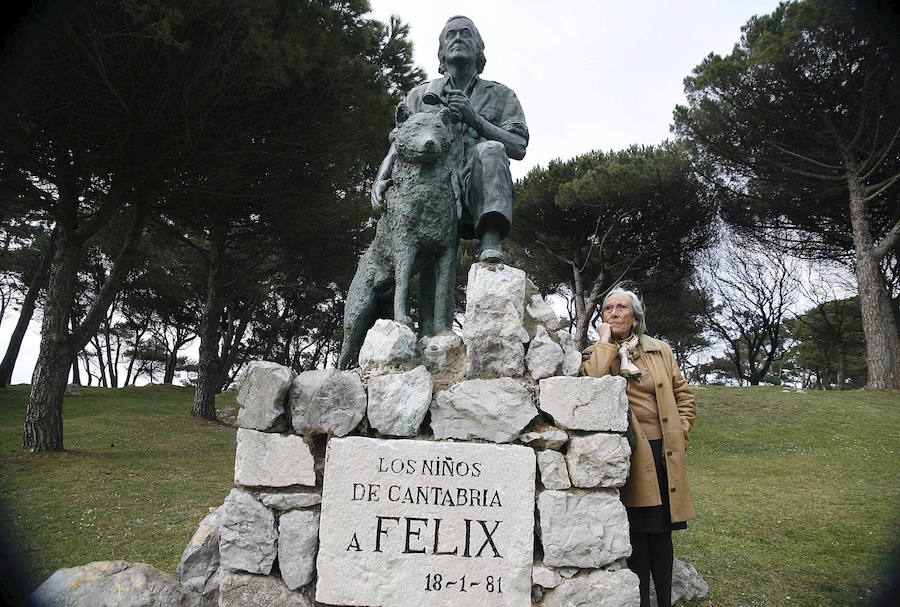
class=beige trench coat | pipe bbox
[581,334,697,523]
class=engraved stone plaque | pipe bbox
[316,436,536,606]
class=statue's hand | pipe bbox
[371,178,393,213]
[446,89,479,128]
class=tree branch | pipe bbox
[72,201,150,349]
[871,216,900,261]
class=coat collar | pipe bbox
[638,334,663,352]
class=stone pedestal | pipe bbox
[179,263,643,607]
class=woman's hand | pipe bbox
[596,322,612,344]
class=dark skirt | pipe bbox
[626,439,688,534]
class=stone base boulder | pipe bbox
[556,330,583,376]
[366,365,432,436]
[538,490,631,568]
[565,433,631,488]
[31,561,191,607]
[233,429,315,488]
[289,369,367,437]
[219,489,277,575]
[430,377,537,442]
[177,505,227,607]
[235,361,294,432]
[463,263,529,378]
[538,375,629,431]
[218,571,312,607]
[537,449,571,490]
[278,510,320,590]
[526,326,564,380]
[358,319,417,371]
[542,568,640,607]
[649,558,710,606]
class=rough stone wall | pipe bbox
[179,262,640,606]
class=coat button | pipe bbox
[657,382,663,388]
[670,487,676,493]
[662,417,668,423]
[667,451,673,456]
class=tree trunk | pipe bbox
[23,200,149,451]
[192,224,224,420]
[23,235,79,451]
[70,359,80,386]
[93,336,108,388]
[847,171,900,389]
[163,351,178,384]
[0,237,54,387]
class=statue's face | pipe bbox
[441,17,478,64]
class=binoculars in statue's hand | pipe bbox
[422,81,462,124]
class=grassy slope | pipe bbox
[0,383,897,605]
[0,384,237,593]
[677,386,899,607]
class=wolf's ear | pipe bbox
[395,102,411,125]
[437,107,452,127]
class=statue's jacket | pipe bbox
[405,76,528,224]
[581,335,698,523]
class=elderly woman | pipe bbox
[580,287,696,607]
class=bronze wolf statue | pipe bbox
[338,105,459,369]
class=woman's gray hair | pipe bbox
[437,15,486,75]
[602,287,647,336]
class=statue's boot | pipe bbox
[478,229,505,263]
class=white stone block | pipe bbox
[518,426,569,450]
[430,377,537,443]
[537,450,571,490]
[31,561,189,607]
[234,428,315,488]
[278,510,320,590]
[526,325,564,380]
[537,489,630,568]
[219,489,277,575]
[177,505,226,605]
[289,369,366,437]
[366,365,433,436]
[556,330,583,376]
[236,361,294,431]
[532,563,561,589]
[524,293,561,339]
[463,263,529,378]
[542,568,640,607]
[218,571,312,607]
[566,433,631,488]
[538,375,629,431]
[257,491,322,511]
[418,332,464,372]
[359,319,417,370]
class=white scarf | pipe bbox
[616,334,642,378]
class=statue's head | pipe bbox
[437,15,486,75]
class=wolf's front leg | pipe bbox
[392,243,415,328]
[432,244,457,333]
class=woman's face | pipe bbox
[602,293,636,340]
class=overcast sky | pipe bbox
[369,0,784,179]
[2,1,788,384]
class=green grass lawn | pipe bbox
[0,383,897,606]
[676,386,899,607]
[0,384,238,595]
